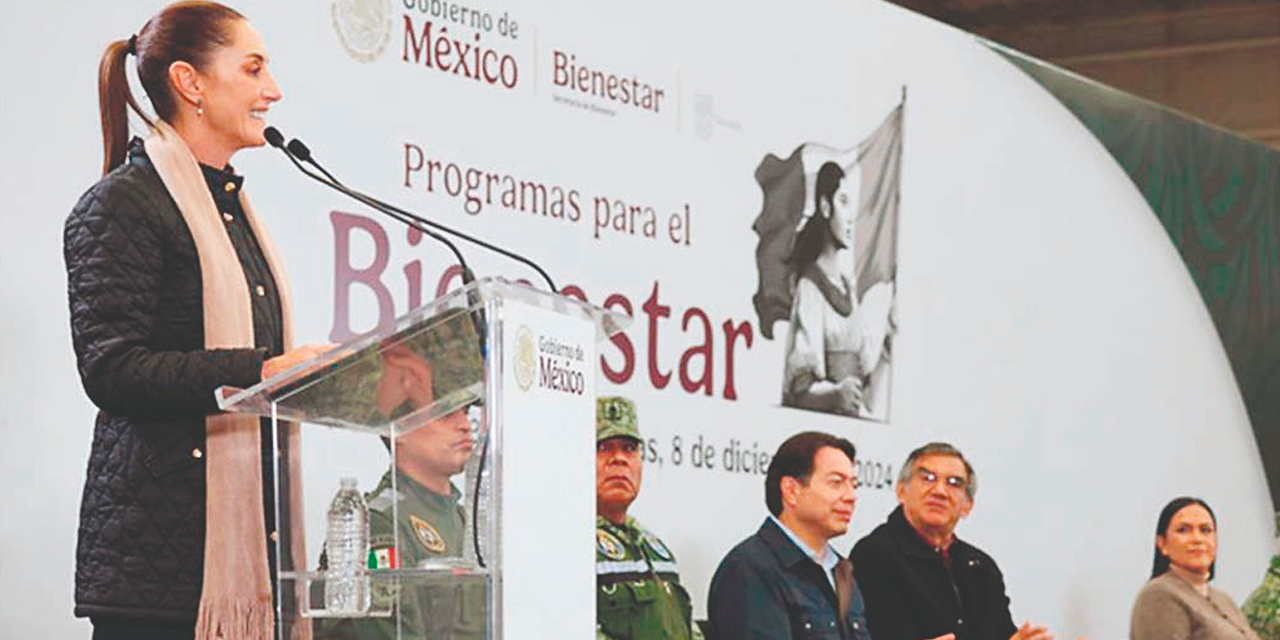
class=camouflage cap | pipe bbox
[597,396,640,442]
[405,308,484,402]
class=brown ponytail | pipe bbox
[97,39,152,175]
[96,1,245,175]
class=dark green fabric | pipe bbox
[319,472,485,640]
[992,44,1280,511]
[596,516,699,640]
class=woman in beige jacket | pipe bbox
[1131,497,1261,640]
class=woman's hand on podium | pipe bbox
[261,343,335,380]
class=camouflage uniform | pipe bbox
[1243,555,1280,640]
[595,396,703,640]
[319,471,485,640]
[1243,514,1280,640]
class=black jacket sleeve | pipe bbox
[851,535,918,640]
[64,172,263,420]
[973,551,1017,640]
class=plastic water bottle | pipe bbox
[324,477,370,614]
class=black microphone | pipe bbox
[264,125,285,149]
[285,134,557,293]
[283,139,480,284]
[263,126,472,276]
[269,129,488,349]
[285,139,337,185]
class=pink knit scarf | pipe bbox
[145,121,309,640]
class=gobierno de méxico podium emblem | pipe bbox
[514,325,537,391]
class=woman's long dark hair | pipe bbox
[787,161,845,273]
[1151,496,1217,579]
[97,1,244,175]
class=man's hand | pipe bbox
[926,634,956,640]
[1009,621,1054,640]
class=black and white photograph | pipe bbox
[752,100,905,421]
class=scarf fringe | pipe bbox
[195,598,274,640]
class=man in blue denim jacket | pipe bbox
[706,431,876,640]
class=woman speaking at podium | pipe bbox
[64,3,326,638]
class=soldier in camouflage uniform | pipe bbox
[319,311,486,640]
[1243,512,1280,640]
[595,396,703,640]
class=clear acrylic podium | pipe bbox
[217,277,629,640]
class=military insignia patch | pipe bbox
[597,530,627,560]
[410,515,447,553]
[643,532,674,561]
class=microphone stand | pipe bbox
[283,136,557,293]
[264,127,499,568]
[265,129,473,279]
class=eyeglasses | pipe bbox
[915,466,968,493]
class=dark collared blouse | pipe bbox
[198,161,287,580]
[198,161,284,357]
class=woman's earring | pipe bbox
[196,100,204,118]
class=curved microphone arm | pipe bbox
[265,128,470,272]
[282,135,557,293]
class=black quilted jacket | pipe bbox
[64,142,276,622]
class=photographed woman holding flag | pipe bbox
[64,2,326,638]
[781,160,895,419]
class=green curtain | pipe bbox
[993,44,1280,512]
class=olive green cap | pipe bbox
[597,396,640,442]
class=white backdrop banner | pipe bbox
[0,0,1273,638]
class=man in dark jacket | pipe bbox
[850,443,1058,640]
[706,431,874,640]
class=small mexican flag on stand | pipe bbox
[368,547,397,569]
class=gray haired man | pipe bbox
[850,443,1060,640]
